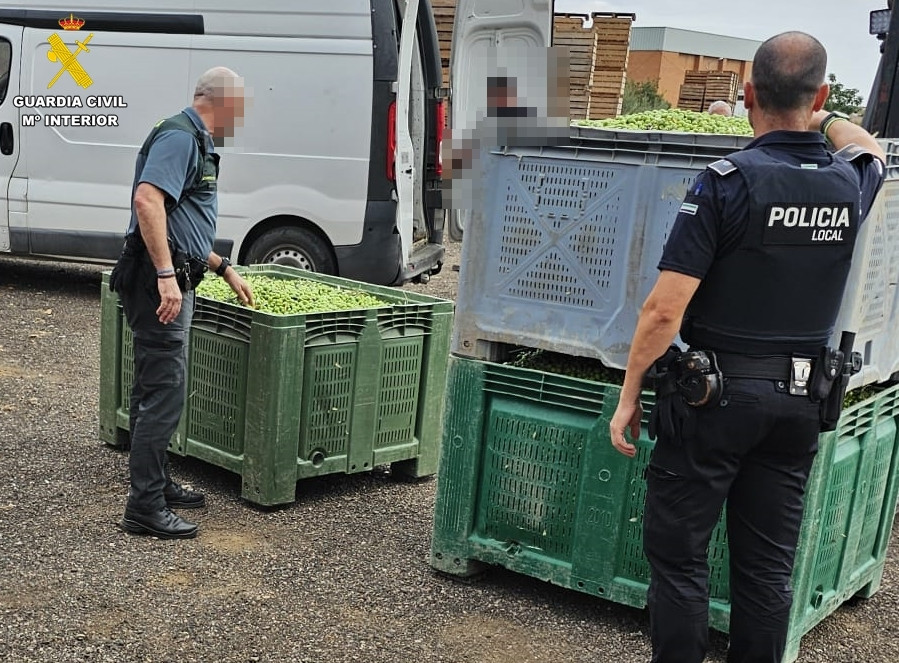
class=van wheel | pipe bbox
[244,226,336,273]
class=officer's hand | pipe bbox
[225,270,255,308]
[156,277,183,324]
[610,399,643,458]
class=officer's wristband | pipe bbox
[820,111,850,137]
[215,257,231,277]
[157,273,176,280]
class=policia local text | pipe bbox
[765,202,853,243]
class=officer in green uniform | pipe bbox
[111,67,254,540]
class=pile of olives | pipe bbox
[576,109,753,136]
[507,349,625,385]
[197,274,387,315]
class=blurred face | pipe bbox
[488,84,517,109]
[213,78,246,139]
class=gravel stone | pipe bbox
[1,244,898,662]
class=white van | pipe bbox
[0,1,446,285]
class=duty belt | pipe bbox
[714,353,811,381]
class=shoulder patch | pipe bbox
[834,143,872,163]
[708,159,738,176]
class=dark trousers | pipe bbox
[643,377,821,663]
[119,277,194,513]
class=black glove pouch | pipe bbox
[648,374,696,442]
[109,235,148,293]
[646,346,696,442]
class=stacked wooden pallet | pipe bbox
[704,71,740,105]
[590,14,632,119]
[678,72,707,112]
[554,13,633,120]
[432,0,456,88]
[553,15,598,120]
[677,70,740,111]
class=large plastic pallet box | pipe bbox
[451,127,899,389]
[830,139,899,388]
[430,356,899,663]
[99,266,454,506]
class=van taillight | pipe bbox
[387,101,397,181]
[435,100,445,177]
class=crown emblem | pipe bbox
[58,14,85,31]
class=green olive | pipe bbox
[195,274,387,315]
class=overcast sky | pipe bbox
[555,0,887,102]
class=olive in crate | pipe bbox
[196,274,387,315]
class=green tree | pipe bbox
[824,73,863,116]
[621,79,670,115]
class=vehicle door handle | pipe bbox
[0,122,12,155]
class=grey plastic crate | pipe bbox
[837,174,899,388]
[452,129,899,387]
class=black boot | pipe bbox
[120,507,198,539]
[164,481,206,509]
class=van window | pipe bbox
[0,39,10,105]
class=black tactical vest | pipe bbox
[682,146,865,355]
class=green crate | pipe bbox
[98,273,126,448]
[430,356,899,662]
[98,266,454,506]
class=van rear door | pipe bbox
[0,21,21,253]
[448,0,554,238]
[395,0,420,265]
[450,0,554,130]
[394,0,445,281]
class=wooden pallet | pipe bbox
[679,70,740,107]
[434,0,457,87]
[588,93,622,119]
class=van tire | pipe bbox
[244,226,336,274]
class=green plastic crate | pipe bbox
[430,356,899,662]
[98,266,454,506]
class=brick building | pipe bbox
[626,27,761,109]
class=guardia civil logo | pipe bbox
[13,14,128,129]
[47,14,93,90]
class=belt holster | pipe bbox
[675,350,724,407]
[817,333,863,431]
[167,237,207,292]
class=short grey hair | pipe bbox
[194,66,242,101]
[707,100,732,116]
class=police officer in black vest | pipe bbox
[609,32,886,663]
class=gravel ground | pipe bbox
[1,242,899,663]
